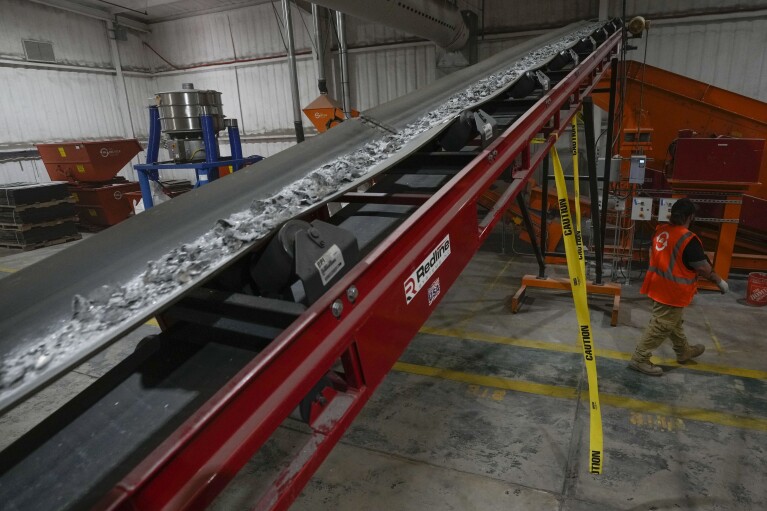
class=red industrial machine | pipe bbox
[0,20,622,511]
[36,139,142,227]
[592,62,767,273]
[669,136,763,185]
[664,134,764,287]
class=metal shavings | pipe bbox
[0,23,605,395]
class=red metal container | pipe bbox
[740,195,767,233]
[36,139,142,183]
[670,138,764,185]
[746,272,767,306]
[70,181,140,226]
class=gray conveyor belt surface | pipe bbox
[0,20,607,413]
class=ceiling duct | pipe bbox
[313,0,470,51]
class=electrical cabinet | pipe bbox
[629,155,646,184]
[658,198,677,222]
[631,197,653,220]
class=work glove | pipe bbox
[717,279,729,294]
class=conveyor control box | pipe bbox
[658,198,677,222]
[631,197,653,221]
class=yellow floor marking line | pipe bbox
[420,325,767,381]
[393,362,767,433]
[421,325,581,354]
[394,362,577,400]
[145,318,160,327]
[703,315,725,355]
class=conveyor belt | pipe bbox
[0,138,469,511]
[0,21,607,414]
[0,18,621,510]
[0,339,258,511]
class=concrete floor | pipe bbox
[2,230,767,510]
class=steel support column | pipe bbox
[599,57,618,258]
[517,193,546,275]
[583,97,604,284]
[312,4,328,94]
[282,0,305,143]
[335,11,352,118]
[539,153,549,278]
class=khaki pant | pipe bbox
[632,299,691,363]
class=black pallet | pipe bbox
[0,221,80,249]
[0,202,77,226]
[0,182,71,207]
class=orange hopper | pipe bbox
[36,139,143,227]
[303,94,359,133]
[36,139,142,183]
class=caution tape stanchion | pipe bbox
[550,132,604,474]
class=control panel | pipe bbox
[658,198,677,222]
[597,196,626,211]
[631,197,653,220]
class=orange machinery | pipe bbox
[303,93,360,133]
[592,61,767,274]
[36,140,142,227]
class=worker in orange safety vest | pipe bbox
[629,198,729,376]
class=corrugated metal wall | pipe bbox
[0,0,113,67]
[0,0,150,183]
[146,3,315,70]
[630,16,767,102]
[0,67,126,143]
[482,0,599,33]
[342,44,437,111]
[345,16,416,46]
[118,31,154,73]
[609,0,767,18]
[0,159,49,185]
[123,76,156,138]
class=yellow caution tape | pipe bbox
[551,121,604,475]
[570,115,586,281]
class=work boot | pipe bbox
[677,344,705,363]
[628,360,663,376]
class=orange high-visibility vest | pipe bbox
[640,224,701,307]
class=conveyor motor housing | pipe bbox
[252,220,360,305]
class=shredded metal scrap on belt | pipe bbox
[0,23,604,393]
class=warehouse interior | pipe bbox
[1,1,767,510]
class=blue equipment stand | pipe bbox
[134,106,263,209]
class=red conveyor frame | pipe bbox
[97,30,621,511]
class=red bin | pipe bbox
[746,272,767,306]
